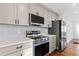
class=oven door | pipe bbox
[35,42,49,56]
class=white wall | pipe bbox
[0,25,48,42]
[72,20,79,39]
[64,20,73,43]
[64,19,79,42]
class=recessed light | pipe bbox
[72,3,76,6]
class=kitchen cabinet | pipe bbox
[47,12,58,27]
[7,50,23,56]
[0,3,29,25]
[22,40,33,56]
[0,44,18,56]
[29,3,44,17]
[50,13,58,21]
[30,3,48,27]
[42,9,49,27]
[8,47,33,56]
[49,35,56,53]
[30,3,52,28]
[43,8,58,27]
[47,11,52,27]
[0,40,33,56]
[22,47,33,56]
[17,3,29,25]
[0,3,58,26]
[0,3,17,24]
[43,10,52,27]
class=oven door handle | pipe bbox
[34,41,49,47]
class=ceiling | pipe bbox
[41,3,79,21]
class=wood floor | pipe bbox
[49,39,79,56]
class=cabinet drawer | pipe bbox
[0,44,18,56]
[17,41,33,50]
[0,40,33,56]
[6,50,23,56]
[49,42,56,46]
[49,38,56,42]
[49,41,56,45]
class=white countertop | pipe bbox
[0,37,33,48]
[0,34,56,48]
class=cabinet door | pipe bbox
[17,3,29,25]
[0,3,17,24]
[49,35,56,53]
[50,12,57,21]
[48,12,52,27]
[43,10,49,27]
[7,51,23,56]
[43,10,52,27]
[22,47,33,56]
[30,3,44,17]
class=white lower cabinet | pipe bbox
[8,47,33,56]
[49,35,56,53]
[7,50,23,56]
[22,47,33,56]
[0,40,33,56]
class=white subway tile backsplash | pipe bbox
[0,25,48,42]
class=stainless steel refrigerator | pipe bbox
[48,20,67,51]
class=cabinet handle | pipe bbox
[36,12,39,15]
[20,54,22,56]
[15,19,19,24]
[52,42,54,43]
[16,45,23,49]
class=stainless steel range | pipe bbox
[26,31,49,56]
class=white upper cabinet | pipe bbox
[0,3,58,26]
[43,9,52,27]
[0,3,17,24]
[43,9,49,27]
[17,3,29,25]
[0,3,29,25]
[47,11,52,27]
[29,3,44,17]
[50,12,57,21]
[46,11,58,27]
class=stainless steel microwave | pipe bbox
[29,13,44,26]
